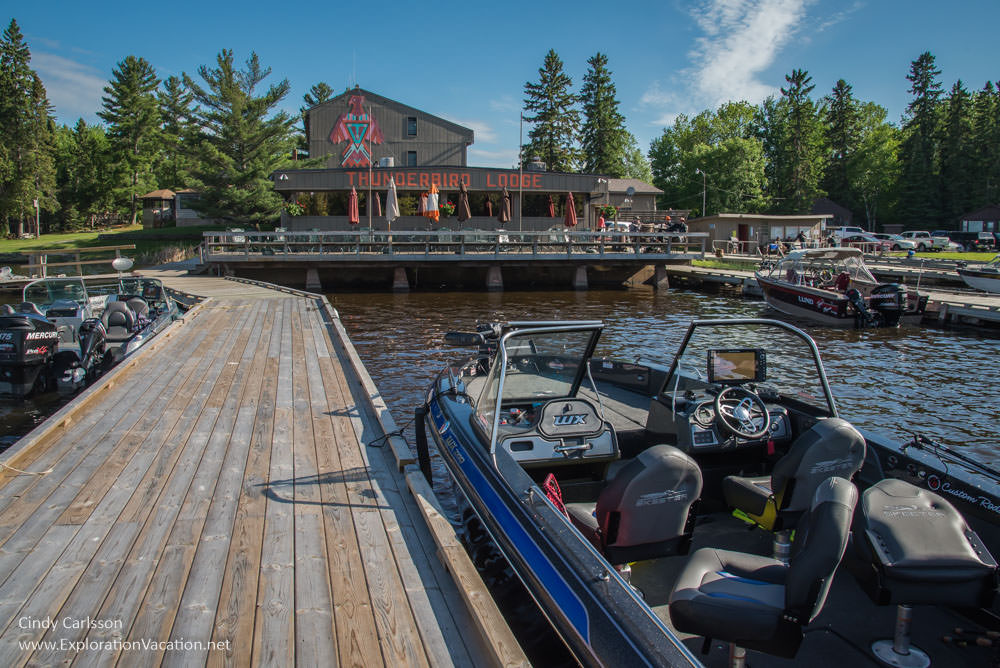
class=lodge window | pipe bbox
[407,151,417,166]
[407,117,417,136]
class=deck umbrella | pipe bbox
[372,192,382,218]
[348,186,360,225]
[456,181,472,223]
[425,183,440,223]
[485,196,493,217]
[547,195,556,218]
[563,192,577,227]
[386,177,400,230]
[498,187,511,225]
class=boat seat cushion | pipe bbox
[102,302,135,342]
[565,502,602,552]
[849,479,997,606]
[669,547,788,641]
[722,475,772,517]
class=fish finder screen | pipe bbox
[707,349,765,384]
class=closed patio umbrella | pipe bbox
[498,187,511,225]
[456,181,472,223]
[348,186,360,225]
[563,192,577,227]
[373,192,382,218]
[386,176,400,230]
[547,195,556,218]
[485,196,493,217]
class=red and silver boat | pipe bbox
[957,254,1000,293]
[755,248,926,327]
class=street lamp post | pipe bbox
[695,168,706,217]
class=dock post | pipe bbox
[305,268,321,291]
[654,265,670,290]
[486,265,503,291]
[573,265,588,290]
[392,267,410,292]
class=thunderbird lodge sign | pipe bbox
[273,166,600,195]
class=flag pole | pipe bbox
[368,105,373,232]
[518,113,523,232]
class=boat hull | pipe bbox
[957,268,1000,293]
[756,275,856,327]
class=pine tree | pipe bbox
[822,79,860,212]
[300,82,333,156]
[156,75,196,191]
[772,69,826,214]
[98,55,161,224]
[970,81,1000,205]
[0,19,57,235]
[939,80,974,221]
[579,53,629,176]
[184,50,296,227]
[522,49,580,172]
[898,51,943,225]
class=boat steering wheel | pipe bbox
[714,386,770,439]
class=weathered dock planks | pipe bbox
[0,274,526,667]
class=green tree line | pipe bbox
[526,49,999,229]
[0,19,296,236]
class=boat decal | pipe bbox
[0,333,12,341]
[428,398,591,644]
[24,346,49,356]
[552,414,587,426]
[937,482,1000,516]
[25,331,60,340]
[636,490,687,506]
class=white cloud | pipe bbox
[32,52,106,124]
[441,116,497,143]
[489,95,520,114]
[686,0,813,108]
[469,147,519,169]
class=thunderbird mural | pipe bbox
[329,94,384,167]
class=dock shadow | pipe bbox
[259,468,389,509]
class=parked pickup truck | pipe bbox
[897,230,949,251]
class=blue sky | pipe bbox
[12,0,1000,168]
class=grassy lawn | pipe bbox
[0,224,234,255]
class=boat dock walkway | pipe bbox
[661,263,1000,327]
[0,271,525,667]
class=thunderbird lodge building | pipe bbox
[272,87,680,232]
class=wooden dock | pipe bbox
[0,273,525,666]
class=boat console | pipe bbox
[495,396,619,467]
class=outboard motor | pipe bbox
[869,283,907,327]
[0,308,61,398]
[845,288,882,328]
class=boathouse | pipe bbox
[275,87,666,232]
[686,213,832,248]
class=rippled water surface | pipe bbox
[333,287,999,465]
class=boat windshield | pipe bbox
[660,319,838,415]
[475,324,601,445]
[23,278,88,307]
[766,249,876,285]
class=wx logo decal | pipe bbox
[553,414,587,426]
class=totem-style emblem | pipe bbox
[329,94,384,167]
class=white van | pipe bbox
[827,226,865,239]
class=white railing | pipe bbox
[203,229,709,260]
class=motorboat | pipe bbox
[755,247,927,327]
[419,318,998,667]
[957,254,1000,293]
[0,275,177,399]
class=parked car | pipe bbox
[898,230,949,251]
[871,233,917,251]
[839,233,889,252]
[827,226,866,239]
[945,231,996,252]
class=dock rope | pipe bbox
[0,461,53,475]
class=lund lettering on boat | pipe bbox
[797,295,815,306]
[25,331,59,340]
[552,414,587,426]
[635,490,687,506]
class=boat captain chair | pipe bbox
[722,417,865,532]
[565,445,702,565]
[669,476,858,661]
[101,301,136,343]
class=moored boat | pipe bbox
[957,254,1000,293]
[0,275,178,399]
[755,247,926,327]
[420,318,998,667]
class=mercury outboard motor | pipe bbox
[0,306,61,398]
[845,288,882,328]
[869,283,907,327]
[52,318,109,395]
